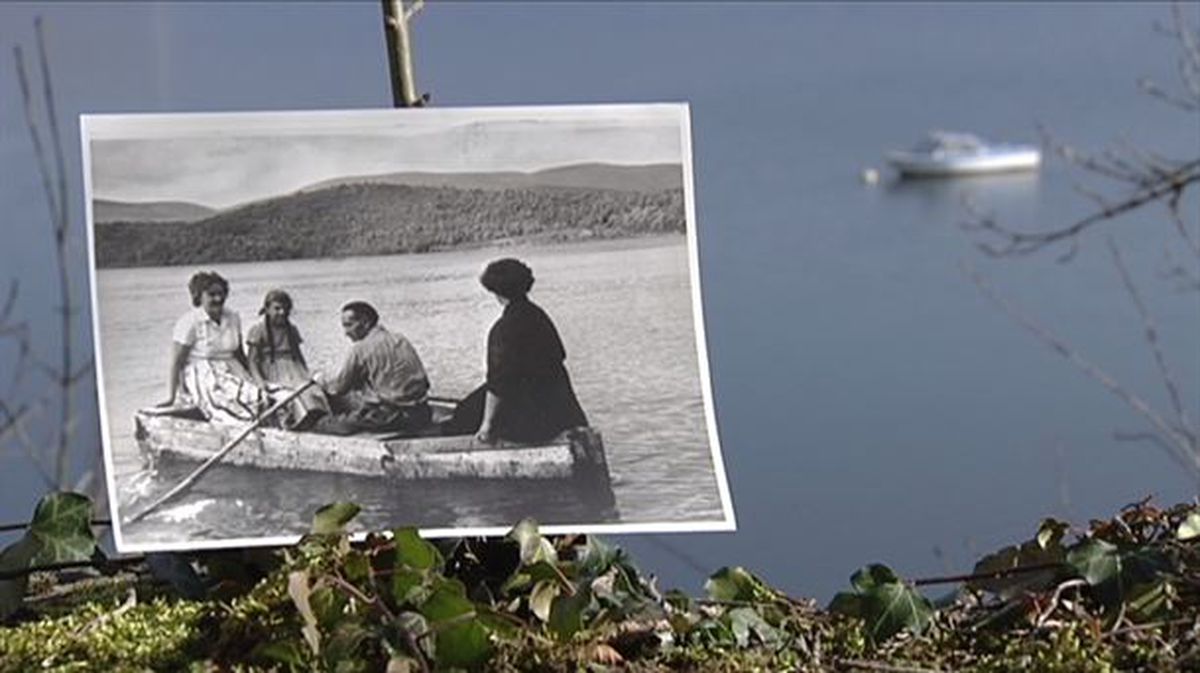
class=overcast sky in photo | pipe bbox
[87,107,685,208]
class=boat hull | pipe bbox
[886,149,1041,177]
[134,409,617,509]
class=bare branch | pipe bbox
[1159,245,1200,291]
[1071,181,1113,213]
[1114,431,1199,476]
[17,20,79,489]
[13,45,62,231]
[35,18,69,245]
[1137,77,1199,112]
[1165,188,1200,258]
[963,262,1199,475]
[966,160,1200,257]
[1172,2,1200,99]
[0,279,19,323]
[1107,238,1195,443]
[1,398,56,490]
[1117,137,1181,180]
[1039,126,1144,185]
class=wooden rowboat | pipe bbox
[134,405,617,511]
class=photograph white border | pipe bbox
[81,103,736,553]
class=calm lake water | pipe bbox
[97,236,726,546]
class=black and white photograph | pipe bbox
[83,103,734,552]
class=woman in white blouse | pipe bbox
[161,271,269,423]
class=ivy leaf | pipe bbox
[725,607,784,649]
[827,592,863,618]
[310,585,349,627]
[392,567,431,607]
[341,550,370,584]
[435,617,491,669]
[1037,518,1070,549]
[392,528,442,572]
[529,579,561,622]
[1126,578,1174,622]
[28,492,96,564]
[0,536,38,620]
[421,579,472,618]
[507,518,557,565]
[323,620,371,669]
[1177,512,1200,541]
[967,539,1064,599]
[288,570,321,656]
[576,535,620,578]
[311,502,360,535]
[420,580,492,668]
[548,587,591,639]
[1067,539,1120,586]
[829,564,934,645]
[1066,539,1171,610]
[704,566,773,603]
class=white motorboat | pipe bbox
[886,131,1041,177]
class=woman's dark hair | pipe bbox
[187,271,229,307]
[341,301,379,328]
[480,258,534,300]
[258,289,293,316]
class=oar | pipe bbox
[125,379,319,525]
[427,394,461,406]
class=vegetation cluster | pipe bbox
[94,184,686,268]
[1,494,1198,671]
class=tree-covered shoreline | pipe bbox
[95,183,687,269]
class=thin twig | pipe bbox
[1114,431,1198,476]
[911,561,1065,588]
[1107,237,1195,443]
[1035,578,1088,628]
[963,262,1199,478]
[972,160,1200,256]
[1165,188,1200,258]
[834,658,947,673]
[34,18,76,489]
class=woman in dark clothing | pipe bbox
[449,258,588,443]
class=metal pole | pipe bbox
[381,0,425,107]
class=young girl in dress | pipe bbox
[246,289,330,430]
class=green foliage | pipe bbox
[311,502,361,535]
[704,566,778,603]
[0,597,209,672]
[1066,538,1172,612]
[0,538,36,621]
[828,563,935,645]
[0,492,98,620]
[967,518,1068,599]
[3,498,1200,671]
[27,492,96,564]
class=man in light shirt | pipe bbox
[312,300,432,435]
